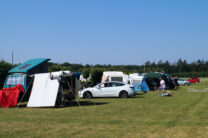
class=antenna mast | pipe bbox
[12,51,14,65]
[143,57,145,73]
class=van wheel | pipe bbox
[83,91,92,99]
[119,91,128,98]
[184,83,188,86]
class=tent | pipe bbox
[27,71,78,107]
[144,72,162,79]
[144,72,175,90]
[134,79,150,92]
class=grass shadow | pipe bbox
[16,101,108,108]
[17,102,27,108]
[130,96,145,98]
[63,100,109,107]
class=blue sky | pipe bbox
[0,0,208,65]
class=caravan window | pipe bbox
[6,75,25,86]
[111,77,123,82]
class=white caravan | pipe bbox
[102,71,129,83]
[129,73,144,85]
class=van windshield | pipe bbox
[6,75,25,86]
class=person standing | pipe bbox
[174,76,179,90]
[159,78,166,93]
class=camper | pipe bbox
[101,71,129,83]
[3,58,50,92]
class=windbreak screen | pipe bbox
[27,73,59,107]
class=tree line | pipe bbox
[1,58,208,88]
[48,58,208,77]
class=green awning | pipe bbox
[144,72,162,79]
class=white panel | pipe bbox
[27,73,59,107]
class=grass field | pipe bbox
[0,80,208,137]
